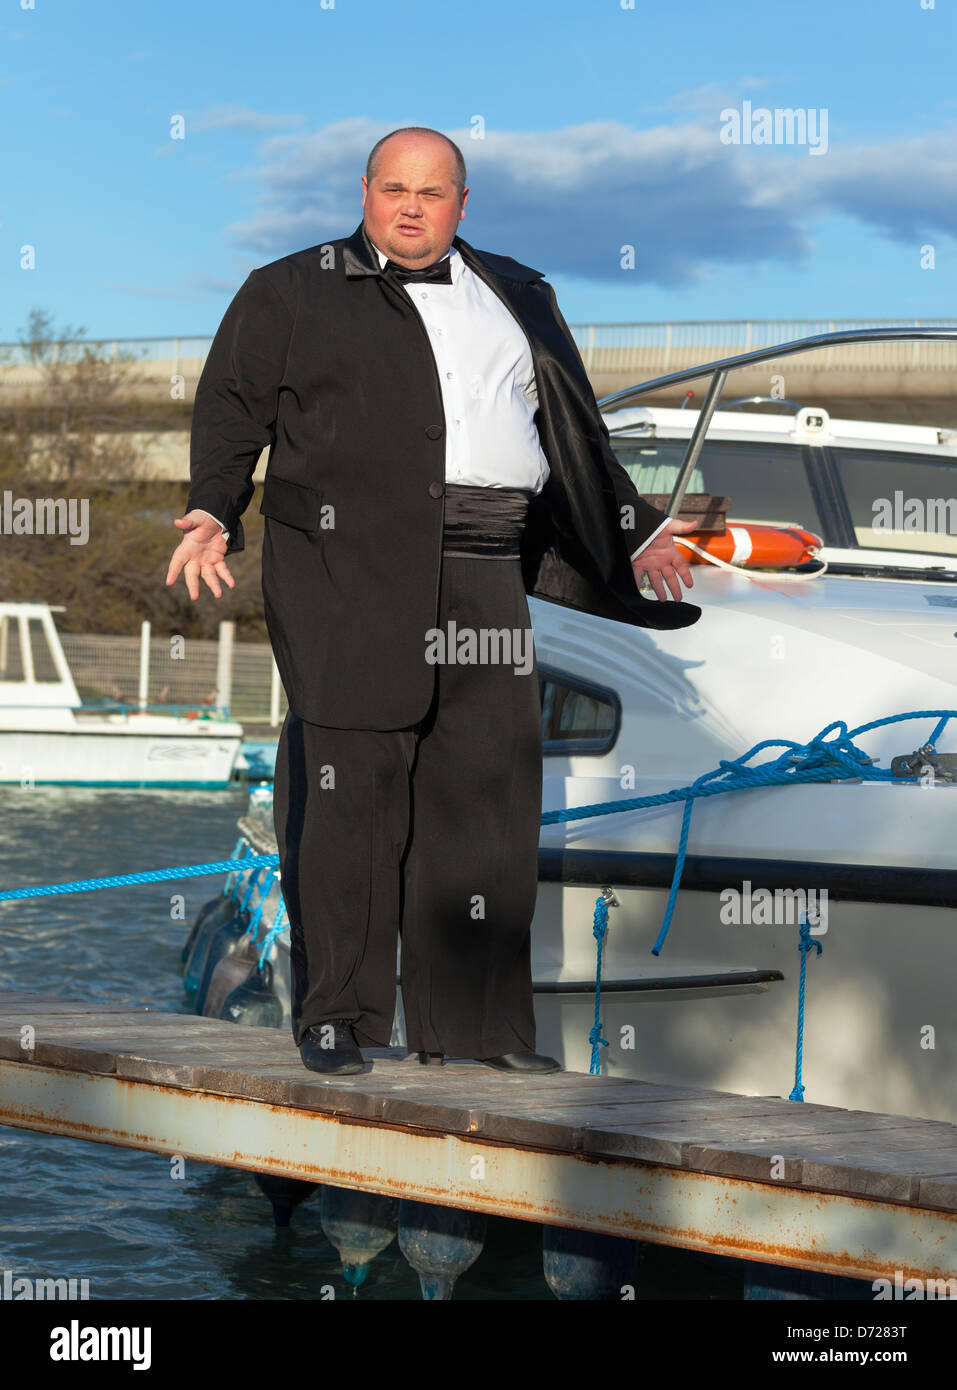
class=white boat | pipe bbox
[224,562,957,1120]
[187,328,957,1123]
[0,602,243,787]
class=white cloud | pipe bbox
[190,106,307,135]
[218,117,957,288]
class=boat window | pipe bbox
[28,618,61,682]
[0,616,25,681]
[611,440,824,532]
[831,448,957,557]
[539,669,619,755]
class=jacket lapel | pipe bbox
[341,222,384,277]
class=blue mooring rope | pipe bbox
[0,710,948,908]
[244,868,278,939]
[589,891,613,1075]
[543,709,955,957]
[256,897,288,971]
[0,854,279,902]
[225,835,249,901]
[789,915,823,1102]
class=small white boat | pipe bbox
[0,602,243,787]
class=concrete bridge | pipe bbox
[4,318,956,480]
[574,317,957,424]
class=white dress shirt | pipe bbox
[370,241,549,493]
[196,239,663,560]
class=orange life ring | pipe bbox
[676,522,822,569]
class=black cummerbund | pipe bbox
[441,483,533,559]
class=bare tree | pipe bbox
[17,308,152,484]
[0,308,268,640]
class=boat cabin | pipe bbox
[605,404,957,579]
[0,602,81,713]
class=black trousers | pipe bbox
[272,551,543,1056]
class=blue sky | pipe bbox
[3,0,956,343]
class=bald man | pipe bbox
[168,127,699,1076]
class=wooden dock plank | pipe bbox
[679,1123,957,1178]
[687,1131,957,1200]
[1,993,956,1215]
[461,1095,841,1150]
[117,1062,727,1126]
[0,991,142,1015]
[583,1110,949,1156]
[0,1020,298,1073]
[0,1016,833,1139]
[370,1076,755,1134]
[0,1003,744,1120]
[919,1177,957,1212]
[802,1148,957,1202]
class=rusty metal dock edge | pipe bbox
[0,1057,954,1284]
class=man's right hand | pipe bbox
[166,510,236,600]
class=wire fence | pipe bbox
[60,632,286,726]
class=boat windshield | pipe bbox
[610,438,825,533]
[609,433,957,572]
[831,447,957,560]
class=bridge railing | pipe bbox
[570,317,957,373]
[0,336,215,381]
[3,318,957,378]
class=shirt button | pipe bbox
[428,481,445,498]
[446,372,453,379]
[425,424,443,439]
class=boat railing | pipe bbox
[0,700,234,720]
[597,326,957,517]
[76,701,233,720]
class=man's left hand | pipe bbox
[631,517,697,602]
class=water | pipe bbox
[0,788,737,1300]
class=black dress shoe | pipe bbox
[416,1051,445,1066]
[477,1051,562,1074]
[299,1021,365,1075]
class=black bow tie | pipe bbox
[384,255,453,285]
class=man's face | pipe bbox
[361,136,468,267]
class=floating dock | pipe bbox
[0,990,954,1284]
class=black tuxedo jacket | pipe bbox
[187,222,700,728]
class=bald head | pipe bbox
[366,127,467,193]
